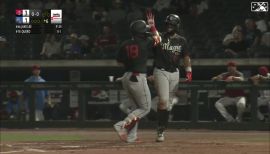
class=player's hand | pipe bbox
[146,9,155,27]
[153,35,161,46]
[225,76,234,82]
[115,77,123,82]
[250,75,260,85]
[186,72,192,82]
[211,76,218,81]
[147,75,155,82]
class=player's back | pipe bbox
[117,37,153,73]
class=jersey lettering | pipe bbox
[161,39,182,55]
[126,44,139,59]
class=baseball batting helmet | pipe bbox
[130,20,150,35]
[165,14,180,32]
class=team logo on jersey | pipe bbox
[161,39,182,55]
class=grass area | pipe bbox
[0,133,86,142]
[232,137,270,143]
[221,136,270,143]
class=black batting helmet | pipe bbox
[130,20,150,35]
[165,14,180,31]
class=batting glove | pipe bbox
[186,72,192,82]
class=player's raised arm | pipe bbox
[146,10,161,46]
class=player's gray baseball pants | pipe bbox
[119,98,139,141]
[121,72,151,121]
[257,96,270,120]
[215,96,246,122]
[153,67,179,110]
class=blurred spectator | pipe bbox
[223,25,243,46]
[94,25,118,58]
[92,5,108,24]
[250,32,270,58]
[63,33,82,59]
[250,66,270,121]
[0,36,11,59]
[44,0,58,9]
[261,32,270,47]
[212,62,246,122]
[153,0,172,12]
[244,18,262,48]
[196,0,208,15]
[5,91,22,120]
[255,15,268,33]
[126,2,144,24]
[108,0,126,24]
[28,0,43,9]
[221,26,248,58]
[40,35,62,59]
[24,65,49,121]
[79,35,93,58]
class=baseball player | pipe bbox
[212,61,246,122]
[24,65,49,121]
[146,11,192,142]
[250,66,270,121]
[114,19,160,143]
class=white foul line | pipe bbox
[0,148,47,154]
[26,148,47,153]
[61,145,81,148]
[0,150,24,154]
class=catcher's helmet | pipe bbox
[130,20,150,35]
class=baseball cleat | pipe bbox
[156,132,165,142]
[127,137,141,143]
[114,121,128,142]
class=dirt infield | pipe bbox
[0,129,269,154]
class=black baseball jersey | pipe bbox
[154,33,188,72]
[117,37,154,73]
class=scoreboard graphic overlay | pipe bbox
[15,9,62,34]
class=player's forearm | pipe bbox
[256,75,269,81]
[212,76,219,81]
[183,55,191,70]
[152,33,161,46]
[183,55,192,82]
[232,76,244,81]
[212,74,223,81]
